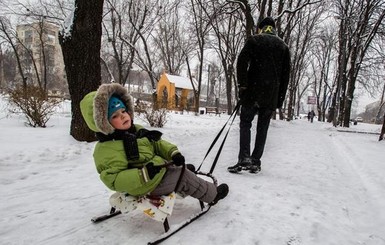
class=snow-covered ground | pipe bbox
[0,98,384,245]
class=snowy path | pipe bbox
[162,117,385,245]
[180,119,383,245]
[0,113,384,245]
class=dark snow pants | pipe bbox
[150,165,217,203]
[238,105,273,164]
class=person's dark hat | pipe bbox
[258,17,276,29]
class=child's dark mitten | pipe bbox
[146,162,161,179]
[172,153,185,166]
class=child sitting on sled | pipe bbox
[80,83,228,206]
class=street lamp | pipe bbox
[206,64,210,106]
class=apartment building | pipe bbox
[16,21,68,96]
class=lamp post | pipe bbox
[0,43,3,91]
[217,76,222,109]
[206,64,210,106]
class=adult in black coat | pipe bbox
[308,110,316,123]
[228,17,291,174]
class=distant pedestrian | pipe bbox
[308,110,316,123]
[228,16,291,174]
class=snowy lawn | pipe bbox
[0,99,384,245]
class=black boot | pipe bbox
[247,159,261,174]
[186,164,196,173]
[248,164,261,173]
[210,184,229,206]
[227,159,252,173]
[227,163,243,173]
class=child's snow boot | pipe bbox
[210,184,229,206]
[186,164,196,173]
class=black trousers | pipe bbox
[238,105,273,164]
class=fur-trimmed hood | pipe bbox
[80,83,134,135]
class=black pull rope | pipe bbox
[197,101,241,174]
[209,108,239,174]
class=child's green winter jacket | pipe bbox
[80,84,180,196]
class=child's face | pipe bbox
[109,108,132,130]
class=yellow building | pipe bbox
[156,72,194,110]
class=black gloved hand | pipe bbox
[146,162,161,179]
[172,153,185,166]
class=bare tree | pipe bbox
[126,0,167,91]
[379,95,385,140]
[331,0,385,127]
[362,45,384,121]
[199,0,244,113]
[310,25,337,121]
[16,20,61,93]
[185,0,213,114]
[0,2,66,128]
[102,0,141,86]
[286,2,323,121]
[0,17,28,88]
[0,44,18,91]
[375,81,385,124]
[152,0,191,76]
[232,0,255,38]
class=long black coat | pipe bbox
[237,30,290,110]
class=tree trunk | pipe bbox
[375,82,385,124]
[226,69,233,114]
[328,4,348,126]
[327,91,336,123]
[287,86,295,121]
[59,0,104,142]
[343,71,357,127]
[379,111,385,141]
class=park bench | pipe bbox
[205,107,220,115]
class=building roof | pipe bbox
[165,73,194,90]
